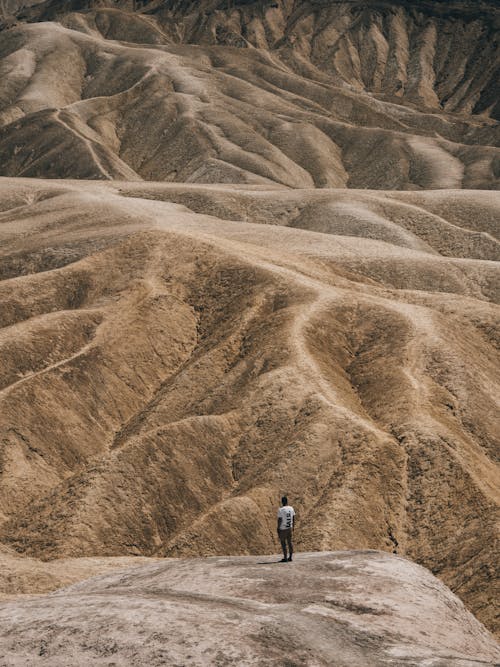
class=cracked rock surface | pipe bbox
[1,551,499,666]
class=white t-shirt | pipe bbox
[277,505,295,530]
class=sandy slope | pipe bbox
[0,178,498,638]
[1,551,499,666]
[0,543,156,599]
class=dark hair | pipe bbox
[281,496,288,505]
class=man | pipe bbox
[277,496,295,562]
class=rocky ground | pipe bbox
[1,551,499,666]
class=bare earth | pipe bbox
[1,551,500,666]
[0,0,499,660]
[0,1,499,188]
[0,178,498,639]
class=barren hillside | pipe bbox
[0,0,499,187]
[0,0,499,650]
[0,178,498,638]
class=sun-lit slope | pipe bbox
[0,178,498,634]
[161,0,500,117]
[0,1,499,187]
[6,0,500,125]
[0,543,155,599]
[1,551,500,666]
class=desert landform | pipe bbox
[0,0,499,664]
[2,551,500,666]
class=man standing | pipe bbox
[277,496,295,562]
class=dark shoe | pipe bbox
[280,558,288,562]
[288,556,293,561]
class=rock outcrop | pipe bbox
[1,551,499,666]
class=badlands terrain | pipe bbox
[0,0,499,662]
[0,0,499,187]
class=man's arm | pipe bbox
[277,516,282,533]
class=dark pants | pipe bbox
[278,528,293,558]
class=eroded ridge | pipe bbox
[0,179,498,636]
[0,0,499,187]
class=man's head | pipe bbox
[281,496,288,506]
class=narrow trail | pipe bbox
[122,194,434,441]
[0,307,105,398]
[287,292,389,437]
[53,110,112,180]
[0,338,97,400]
[110,285,268,450]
